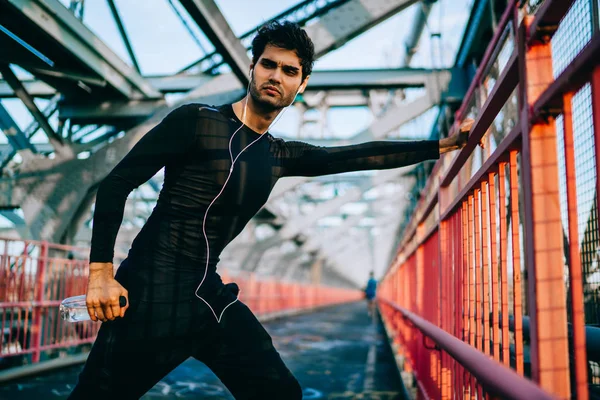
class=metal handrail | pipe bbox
[381,298,557,400]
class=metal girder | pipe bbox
[0,210,30,238]
[242,167,411,271]
[0,0,430,245]
[402,1,436,66]
[267,175,376,205]
[310,205,401,259]
[147,178,162,193]
[0,103,37,154]
[276,251,313,280]
[106,0,141,74]
[68,0,85,20]
[352,81,445,142]
[59,100,168,124]
[0,0,433,100]
[253,180,410,275]
[303,215,363,253]
[156,68,445,92]
[147,75,214,93]
[1,80,434,244]
[0,65,66,150]
[0,210,25,225]
[179,0,352,74]
[2,68,447,112]
[277,187,364,240]
[239,235,284,272]
[264,84,444,207]
[301,91,371,108]
[307,0,422,57]
[1,0,161,100]
[264,247,310,277]
[455,0,492,68]
[0,85,243,243]
[178,0,250,87]
[304,68,449,91]
[59,69,448,122]
[0,95,61,167]
[0,79,49,99]
[266,177,308,201]
[174,0,428,104]
[0,76,212,98]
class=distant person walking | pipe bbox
[365,271,377,319]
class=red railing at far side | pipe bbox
[0,237,361,367]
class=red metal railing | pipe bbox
[0,238,108,366]
[380,0,599,399]
[0,238,361,368]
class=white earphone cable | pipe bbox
[196,72,302,323]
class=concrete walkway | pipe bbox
[0,301,406,399]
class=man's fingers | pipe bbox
[111,302,121,320]
[95,307,106,322]
[87,306,97,322]
[103,303,114,321]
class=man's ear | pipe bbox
[298,75,310,93]
[249,64,254,77]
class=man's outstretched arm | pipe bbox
[280,119,475,177]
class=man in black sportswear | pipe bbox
[69,21,471,400]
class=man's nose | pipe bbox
[269,68,283,83]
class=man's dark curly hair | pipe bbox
[251,21,315,81]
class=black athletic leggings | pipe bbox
[68,263,301,400]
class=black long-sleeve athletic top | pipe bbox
[90,103,439,310]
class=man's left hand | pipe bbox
[439,118,484,154]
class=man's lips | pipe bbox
[263,86,280,95]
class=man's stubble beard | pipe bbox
[249,79,295,113]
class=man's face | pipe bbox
[249,44,307,111]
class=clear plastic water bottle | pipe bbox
[60,294,127,322]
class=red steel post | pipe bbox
[31,241,48,363]
[488,172,500,362]
[518,15,571,397]
[474,189,483,399]
[508,151,524,376]
[562,91,589,400]
[467,195,476,398]
[461,201,470,398]
[481,181,491,358]
[498,163,510,366]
